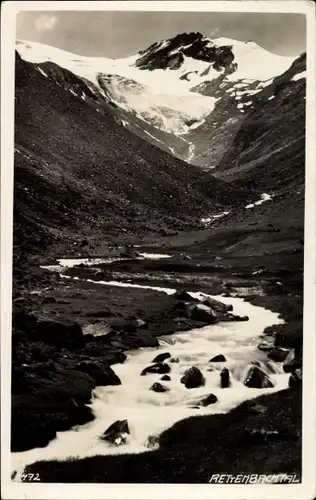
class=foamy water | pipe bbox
[41,253,172,273]
[12,277,289,477]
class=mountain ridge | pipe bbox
[16,35,295,138]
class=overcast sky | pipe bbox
[16,11,306,58]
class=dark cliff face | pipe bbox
[134,32,236,74]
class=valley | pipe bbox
[11,31,304,484]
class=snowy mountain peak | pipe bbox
[134,32,235,74]
[16,36,297,137]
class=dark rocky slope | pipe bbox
[213,53,306,192]
[14,51,246,261]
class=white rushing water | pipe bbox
[12,273,289,476]
[41,253,172,273]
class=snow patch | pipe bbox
[37,66,48,78]
[201,211,230,226]
[245,193,273,209]
[259,78,273,89]
[187,142,195,162]
[292,70,306,81]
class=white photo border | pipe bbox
[1,1,315,499]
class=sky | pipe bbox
[16,11,306,58]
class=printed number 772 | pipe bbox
[21,473,40,481]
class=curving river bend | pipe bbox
[12,255,290,476]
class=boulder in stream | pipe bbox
[198,393,218,406]
[209,354,226,362]
[267,347,290,363]
[75,361,121,386]
[150,382,169,393]
[181,366,205,389]
[257,342,274,352]
[147,435,159,449]
[188,304,218,324]
[173,290,198,302]
[161,375,171,381]
[220,368,231,388]
[101,419,130,445]
[202,297,233,313]
[234,315,249,322]
[243,366,274,388]
[283,348,302,373]
[152,352,171,363]
[288,369,302,388]
[141,362,171,376]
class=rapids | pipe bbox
[12,256,289,476]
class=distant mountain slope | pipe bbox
[213,53,306,193]
[16,34,295,139]
[14,51,247,259]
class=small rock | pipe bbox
[161,375,171,381]
[202,297,233,313]
[173,290,198,302]
[198,393,218,406]
[136,319,147,328]
[141,362,171,376]
[257,341,274,352]
[101,419,129,445]
[170,357,179,363]
[283,359,302,373]
[150,382,169,393]
[189,304,218,324]
[267,347,290,363]
[244,366,274,388]
[181,366,205,389]
[152,352,171,363]
[147,435,159,449]
[227,314,249,322]
[209,354,226,362]
[288,369,302,388]
[220,368,230,388]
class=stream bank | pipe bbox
[11,254,302,480]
